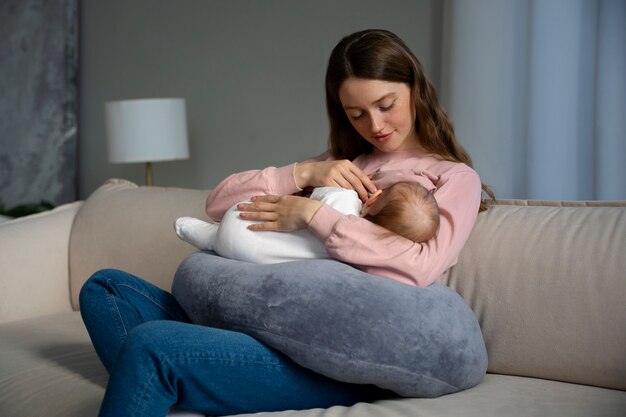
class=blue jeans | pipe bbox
[79,269,385,417]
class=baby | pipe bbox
[175,181,439,264]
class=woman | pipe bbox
[80,29,493,416]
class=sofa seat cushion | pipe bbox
[432,375,626,417]
[249,375,626,417]
[2,312,625,417]
[0,312,107,416]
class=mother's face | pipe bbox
[338,77,419,153]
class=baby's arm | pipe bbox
[174,217,219,251]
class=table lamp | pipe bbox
[104,98,190,185]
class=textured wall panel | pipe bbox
[0,0,78,207]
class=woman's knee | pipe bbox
[79,269,118,309]
[80,268,141,297]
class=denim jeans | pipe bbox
[79,269,384,417]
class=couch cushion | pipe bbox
[234,375,626,417]
[0,312,107,416]
[443,200,626,391]
[68,179,209,309]
[0,201,82,323]
[2,312,624,417]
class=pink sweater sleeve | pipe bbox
[205,164,300,221]
[206,151,333,221]
[308,169,482,287]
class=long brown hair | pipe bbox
[325,29,494,211]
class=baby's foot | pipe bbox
[174,217,218,251]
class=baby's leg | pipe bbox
[175,217,218,251]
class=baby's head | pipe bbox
[361,182,439,243]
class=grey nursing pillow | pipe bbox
[171,252,487,398]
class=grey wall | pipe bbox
[79,0,442,198]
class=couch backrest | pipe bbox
[69,179,209,309]
[443,200,626,391]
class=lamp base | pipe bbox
[145,162,153,186]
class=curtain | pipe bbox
[0,0,79,207]
[440,0,625,200]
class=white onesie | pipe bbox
[175,187,361,264]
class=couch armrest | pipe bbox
[0,201,83,323]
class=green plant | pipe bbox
[0,198,54,218]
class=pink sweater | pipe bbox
[206,148,482,287]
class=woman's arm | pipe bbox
[205,164,302,221]
[206,151,376,221]
[307,168,482,287]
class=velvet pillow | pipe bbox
[171,252,487,398]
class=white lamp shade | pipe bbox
[104,98,190,163]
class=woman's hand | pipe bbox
[294,160,377,202]
[237,195,323,232]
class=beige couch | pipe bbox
[1,178,625,417]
